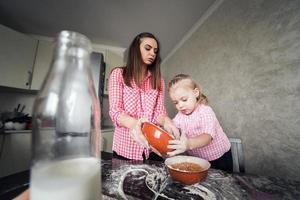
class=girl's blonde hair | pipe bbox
[168,74,208,105]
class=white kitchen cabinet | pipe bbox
[0,132,32,177]
[101,129,114,153]
[0,25,38,89]
[104,50,124,94]
[30,40,54,90]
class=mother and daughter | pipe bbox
[14,31,233,200]
[108,32,233,172]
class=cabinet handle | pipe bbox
[26,70,33,87]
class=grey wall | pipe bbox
[162,0,300,180]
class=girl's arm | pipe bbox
[167,132,212,157]
[187,133,212,150]
[157,115,180,138]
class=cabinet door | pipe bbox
[0,25,38,89]
[30,40,54,90]
[104,50,124,94]
[0,133,31,177]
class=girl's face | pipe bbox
[139,37,158,65]
[169,81,199,115]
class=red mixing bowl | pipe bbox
[165,155,211,185]
[141,122,175,156]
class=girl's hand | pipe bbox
[163,118,180,139]
[167,131,189,156]
[130,118,149,148]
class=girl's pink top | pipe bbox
[173,104,231,161]
[108,67,167,160]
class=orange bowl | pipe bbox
[165,155,211,185]
[141,122,174,156]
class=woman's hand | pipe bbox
[130,118,149,148]
[167,131,189,156]
[14,189,29,200]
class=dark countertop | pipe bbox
[1,152,300,200]
[101,155,300,200]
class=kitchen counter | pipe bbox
[0,126,114,135]
[0,129,31,135]
[102,154,300,200]
[1,152,300,199]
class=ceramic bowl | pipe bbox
[13,122,27,130]
[141,122,174,156]
[165,155,211,185]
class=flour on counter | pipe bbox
[102,194,118,200]
[184,184,216,200]
[102,163,166,200]
[102,162,248,200]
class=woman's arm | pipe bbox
[152,79,180,138]
[119,114,138,129]
[108,68,148,147]
[108,68,128,127]
[14,189,29,200]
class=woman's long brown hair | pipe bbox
[123,32,162,90]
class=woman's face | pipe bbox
[139,37,158,65]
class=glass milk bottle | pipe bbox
[30,31,101,200]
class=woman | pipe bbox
[108,32,179,160]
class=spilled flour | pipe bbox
[102,159,300,199]
[102,161,246,200]
[102,163,168,200]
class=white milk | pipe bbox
[30,157,100,200]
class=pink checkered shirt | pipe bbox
[108,67,167,160]
[173,104,231,161]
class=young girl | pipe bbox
[167,74,233,172]
[108,32,179,161]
